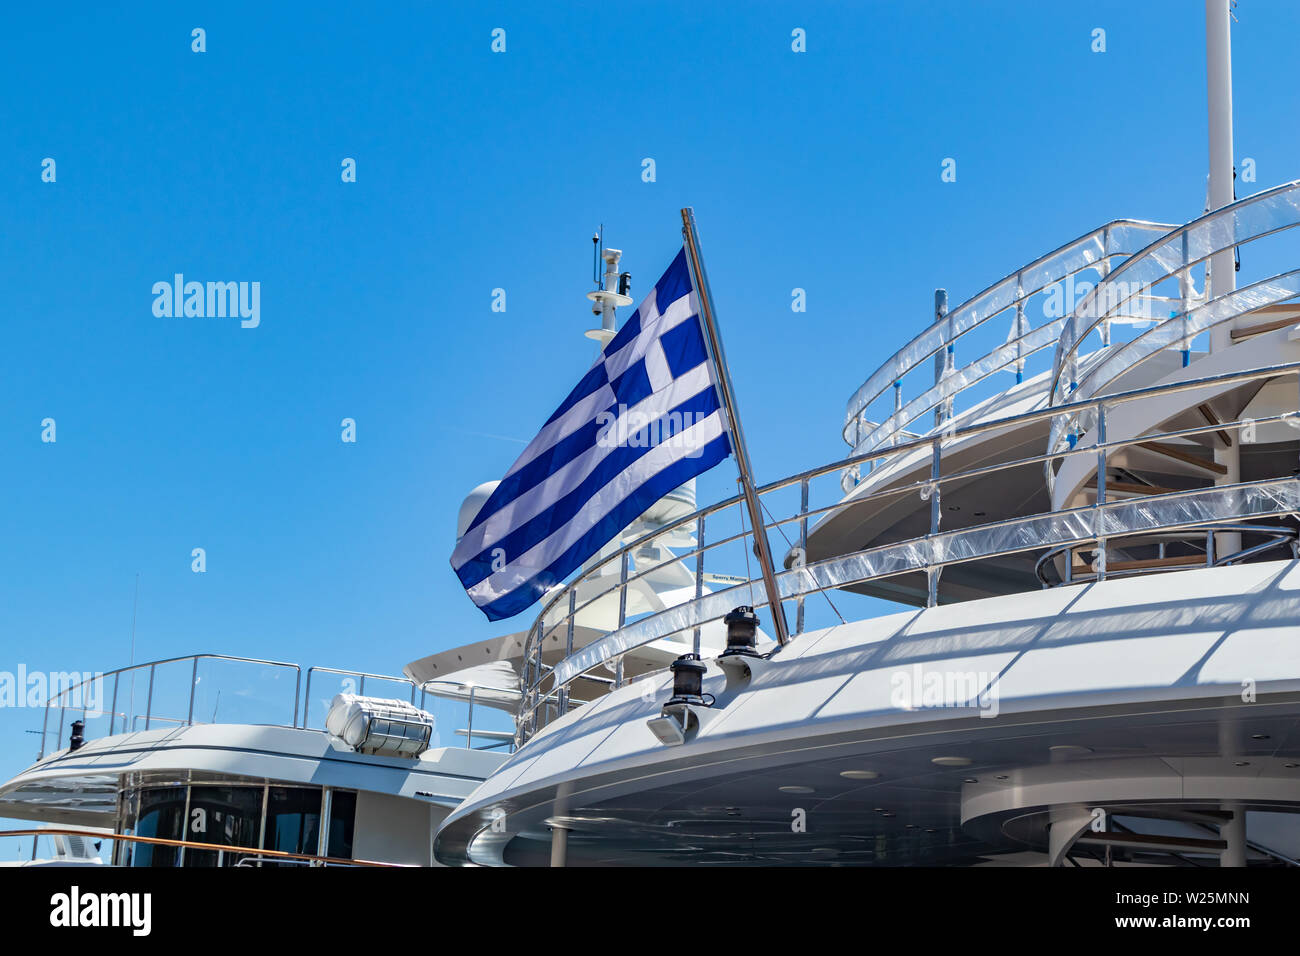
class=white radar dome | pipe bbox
[457,481,501,542]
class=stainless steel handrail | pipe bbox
[40,654,301,759]
[1032,524,1300,586]
[1050,180,1300,409]
[38,654,513,758]
[516,359,1300,743]
[529,360,1300,648]
[841,218,1175,458]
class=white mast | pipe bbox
[1206,0,1237,328]
[1206,5,1247,859]
[1205,1,1243,562]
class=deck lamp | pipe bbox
[666,655,707,707]
[720,606,761,658]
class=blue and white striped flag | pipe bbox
[451,247,732,621]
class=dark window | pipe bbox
[182,786,262,867]
[131,786,186,868]
[266,786,322,861]
[327,790,356,860]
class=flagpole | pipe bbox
[680,207,791,646]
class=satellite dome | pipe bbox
[457,481,501,541]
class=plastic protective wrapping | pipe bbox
[548,479,1300,689]
[1077,270,1300,405]
[853,319,1063,455]
[1052,182,1300,406]
[842,220,1171,444]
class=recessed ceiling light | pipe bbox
[1234,761,1250,767]
[839,770,879,780]
[963,777,978,784]
[1286,764,1299,769]
[1050,744,1093,754]
[932,756,972,767]
[779,785,815,794]
[1251,734,1270,740]
[995,774,1009,780]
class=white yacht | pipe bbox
[432,4,1300,866]
[7,1,1298,872]
[0,438,742,866]
[0,656,516,866]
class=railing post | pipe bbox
[614,551,629,690]
[144,664,156,731]
[1098,226,1113,346]
[302,669,314,729]
[1014,301,1027,384]
[692,514,706,656]
[105,672,118,738]
[466,686,475,749]
[187,657,199,725]
[1095,402,1107,580]
[535,625,543,737]
[927,440,941,607]
[796,478,809,634]
[524,622,539,740]
[933,289,949,427]
[892,380,903,447]
[1180,230,1192,366]
[560,589,576,714]
[40,698,50,760]
[292,667,301,729]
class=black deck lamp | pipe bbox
[720,606,761,658]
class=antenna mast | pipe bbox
[586,226,632,346]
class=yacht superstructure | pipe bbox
[5,0,1298,872]
[431,2,1300,866]
[0,655,514,866]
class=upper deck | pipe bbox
[509,181,1300,745]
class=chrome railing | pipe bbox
[1045,182,1300,494]
[840,218,1176,485]
[1033,524,1300,586]
[1050,181,1300,415]
[39,654,514,758]
[516,360,1300,744]
[39,654,300,759]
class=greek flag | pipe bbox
[451,247,732,621]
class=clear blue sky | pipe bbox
[2,1,1298,851]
